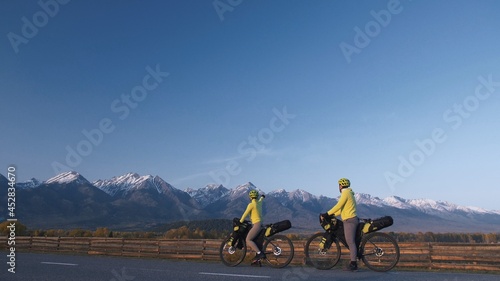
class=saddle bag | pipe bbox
[362,216,393,233]
[265,220,292,237]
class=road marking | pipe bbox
[41,262,78,266]
[136,268,170,272]
[199,272,271,278]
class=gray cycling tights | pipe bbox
[344,217,359,262]
[246,224,263,253]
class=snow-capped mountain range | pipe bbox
[1,171,499,232]
[93,172,175,197]
[185,184,230,208]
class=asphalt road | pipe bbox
[0,251,498,281]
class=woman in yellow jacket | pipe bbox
[322,178,359,271]
[240,189,265,262]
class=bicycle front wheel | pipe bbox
[263,234,294,268]
[219,234,246,267]
[360,232,400,272]
[304,232,341,270]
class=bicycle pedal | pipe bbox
[251,259,262,267]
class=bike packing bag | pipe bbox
[362,216,393,233]
[265,220,292,237]
[319,232,334,250]
[233,218,250,234]
[230,218,249,248]
[319,214,339,232]
[235,236,244,249]
[228,231,239,247]
[227,233,244,249]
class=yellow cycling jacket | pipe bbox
[327,188,357,220]
[240,197,264,224]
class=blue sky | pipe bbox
[1,0,499,210]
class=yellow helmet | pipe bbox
[338,178,350,188]
[249,190,259,199]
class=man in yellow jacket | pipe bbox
[322,178,359,271]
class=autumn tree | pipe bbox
[93,227,111,237]
[0,221,27,236]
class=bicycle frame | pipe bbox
[220,220,295,268]
[307,215,400,271]
[320,217,365,254]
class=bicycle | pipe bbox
[219,219,294,268]
[304,214,400,272]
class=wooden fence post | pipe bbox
[428,242,433,270]
[120,238,124,256]
[157,240,160,257]
[89,236,93,253]
[201,240,204,260]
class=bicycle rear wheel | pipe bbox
[304,232,341,270]
[262,234,294,268]
[219,234,246,267]
[360,232,400,272]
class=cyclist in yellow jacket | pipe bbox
[322,178,359,271]
[240,190,265,262]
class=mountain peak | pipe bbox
[383,196,410,209]
[45,171,91,185]
[269,188,287,195]
[355,193,383,206]
[124,172,140,178]
[289,189,316,202]
[17,178,42,189]
[206,183,225,190]
[187,184,230,208]
[235,182,257,189]
[224,182,264,201]
[94,173,151,187]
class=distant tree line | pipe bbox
[0,221,156,238]
[388,231,500,243]
[155,219,232,234]
[1,220,498,243]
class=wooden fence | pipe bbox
[1,236,499,273]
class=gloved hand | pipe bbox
[320,213,328,221]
